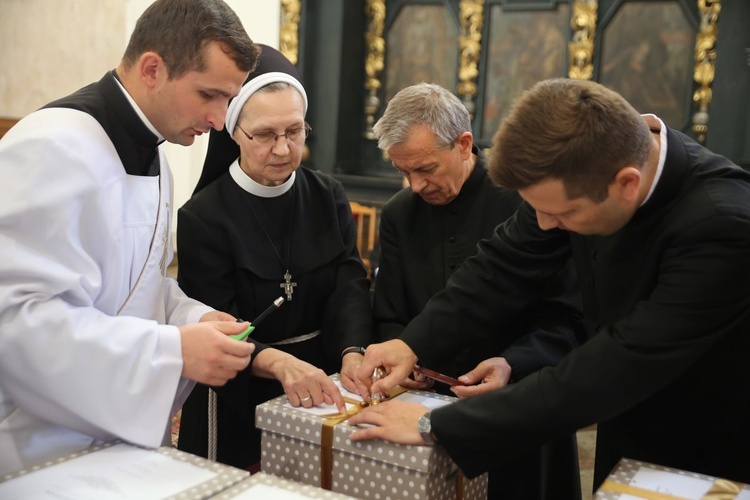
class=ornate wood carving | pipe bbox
[363,0,386,139]
[568,0,597,80]
[692,0,721,143]
[457,0,484,118]
[280,0,301,64]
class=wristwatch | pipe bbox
[418,411,438,445]
[341,346,366,358]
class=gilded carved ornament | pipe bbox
[458,0,484,118]
[363,0,386,139]
[692,0,720,143]
[279,0,310,160]
[568,0,597,80]
[280,0,301,65]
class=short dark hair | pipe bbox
[488,78,651,202]
[122,0,259,79]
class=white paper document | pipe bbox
[396,392,453,410]
[628,466,715,497]
[282,380,453,415]
[0,443,218,499]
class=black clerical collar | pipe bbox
[451,145,485,204]
[111,70,165,146]
[43,71,162,176]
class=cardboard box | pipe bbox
[256,375,488,499]
[594,458,750,499]
[212,471,357,499]
[0,441,249,500]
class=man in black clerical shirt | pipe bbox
[349,78,750,493]
[368,82,585,500]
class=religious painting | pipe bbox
[479,3,570,141]
[599,1,695,130]
[384,4,458,102]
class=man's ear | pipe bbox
[613,166,642,202]
[138,52,166,89]
[456,131,474,158]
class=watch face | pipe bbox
[418,414,429,432]
[418,413,434,445]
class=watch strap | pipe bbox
[418,411,437,445]
[341,346,366,358]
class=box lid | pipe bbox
[212,472,357,499]
[255,376,458,474]
[594,458,750,499]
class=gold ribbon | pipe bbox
[319,386,408,490]
[599,477,744,500]
[599,480,689,499]
[456,468,464,500]
[702,479,744,500]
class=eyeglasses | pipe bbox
[237,122,311,147]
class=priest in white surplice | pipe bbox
[0,0,260,476]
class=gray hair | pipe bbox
[373,83,471,151]
[256,81,298,95]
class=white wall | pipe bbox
[0,0,280,228]
[0,0,125,117]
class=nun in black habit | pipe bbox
[176,45,373,469]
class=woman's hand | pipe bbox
[253,348,346,412]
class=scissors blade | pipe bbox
[414,365,464,386]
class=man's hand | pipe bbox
[397,368,435,391]
[179,321,255,386]
[340,352,370,398]
[451,357,512,398]
[199,310,236,322]
[356,340,418,402]
[348,399,430,445]
[253,349,346,413]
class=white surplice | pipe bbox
[0,108,212,475]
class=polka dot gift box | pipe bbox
[212,471,357,499]
[255,374,488,500]
[594,458,750,499]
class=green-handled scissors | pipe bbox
[230,323,255,341]
[229,296,285,341]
